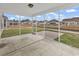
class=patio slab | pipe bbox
[0,31,79,56]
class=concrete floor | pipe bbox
[0,31,79,56]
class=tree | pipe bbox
[21,19,30,22]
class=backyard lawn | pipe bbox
[1,27,43,38]
[60,33,79,48]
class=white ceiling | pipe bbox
[0,3,79,16]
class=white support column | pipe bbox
[6,18,8,30]
[58,21,60,42]
[32,17,36,34]
[36,20,38,35]
[0,17,1,30]
[58,12,61,42]
[19,16,21,35]
[32,17,34,34]
[31,17,38,35]
[0,14,2,30]
[43,16,46,39]
[18,16,21,35]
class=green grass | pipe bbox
[1,29,19,38]
[60,33,79,48]
[1,28,43,38]
[46,29,58,32]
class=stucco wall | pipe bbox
[0,15,3,30]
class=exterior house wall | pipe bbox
[7,21,19,28]
[2,15,8,29]
[0,16,1,29]
[63,21,79,26]
[0,15,4,30]
[62,17,79,26]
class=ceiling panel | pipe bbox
[0,3,79,16]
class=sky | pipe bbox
[4,6,79,21]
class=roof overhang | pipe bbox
[0,3,79,16]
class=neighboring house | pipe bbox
[8,20,19,27]
[21,19,32,24]
[37,21,44,24]
[2,15,32,28]
[48,19,59,25]
[62,17,79,26]
[2,15,19,28]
